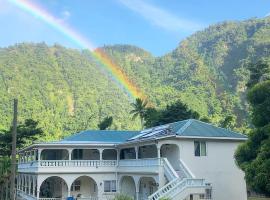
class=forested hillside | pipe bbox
[1,17,270,141]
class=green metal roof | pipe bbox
[61,130,140,143]
[60,119,247,144]
[171,119,247,139]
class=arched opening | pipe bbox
[40,149,69,160]
[139,177,158,199]
[138,145,157,159]
[120,148,136,159]
[120,176,136,199]
[161,144,180,170]
[70,176,98,199]
[71,149,100,160]
[39,176,68,198]
[102,149,117,160]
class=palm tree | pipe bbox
[130,98,148,129]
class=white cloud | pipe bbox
[118,0,203,33]
[266,12,270,17]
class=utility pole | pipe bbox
[10,99,18,200]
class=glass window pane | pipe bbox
[104,181,110,192]
[194,141,200,156]
[111,180,116,192]
[201,142,206,156]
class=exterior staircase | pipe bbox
[148,158,207,200]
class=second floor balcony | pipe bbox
[17,144,167,174]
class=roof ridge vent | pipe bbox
[177,119,193,135]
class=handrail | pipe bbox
[163,158,178,181]
[177,159,193,179]
[39,160,117,167]
[148,178,205,200]
[118,158,162,167]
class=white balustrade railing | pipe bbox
[163,158,178,181]
[177,159,193,179]
[17,189,37,200]
[148,178,205,200]
[38,198,64,200]
[118,158,162,167]
[38,160,117,167]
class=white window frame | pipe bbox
[104,180,116,193]
[194,141,207,157]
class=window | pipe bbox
[206,188,212,199]
[71,180,81,191]
[194,141,207,156]
[199,194,205,199]
[104,180,116,192]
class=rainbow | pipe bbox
[8,0,145,100]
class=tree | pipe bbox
[220,115,236,129]
[98,116,113,130]
[235,80,270,195]
[0,119,43,157]
[130,98,148,129]
[246,59,270,88]
[144,100,200,128]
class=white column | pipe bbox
[68,149,73,160]
[99,149,104,160]
[33,150,37,161]
[116,149,120,165]
[157,146,161,159]
[135,146,139,159]
[134,176,140,200]
[38,149,42,161]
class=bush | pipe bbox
[113,194,134,200]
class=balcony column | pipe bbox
[99,149,104,160]
[157,147,161,159]
[116,149,120,165]
[33,150,37,161]
[68,149,73,160]
[135,146,139,159]
[37,149,42,161]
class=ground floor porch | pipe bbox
[16,173,160,200]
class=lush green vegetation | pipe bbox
[0,119,43,156]
[235,60,270,195]
[1,17,270,141]
[113,194,133,200]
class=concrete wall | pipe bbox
[160,138,247,200]
[120,176,136,199]
[70,176,97,198]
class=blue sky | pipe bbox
[0,0,269,56]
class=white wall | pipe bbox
[173,139,247,200]
[120,176,136,199]
[71,176,97,198]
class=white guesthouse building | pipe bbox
[17,119,248,200]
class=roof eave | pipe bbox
[175,135,248,141]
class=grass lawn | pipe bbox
[248,198,270,200]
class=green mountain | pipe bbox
[1,17,270,140]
